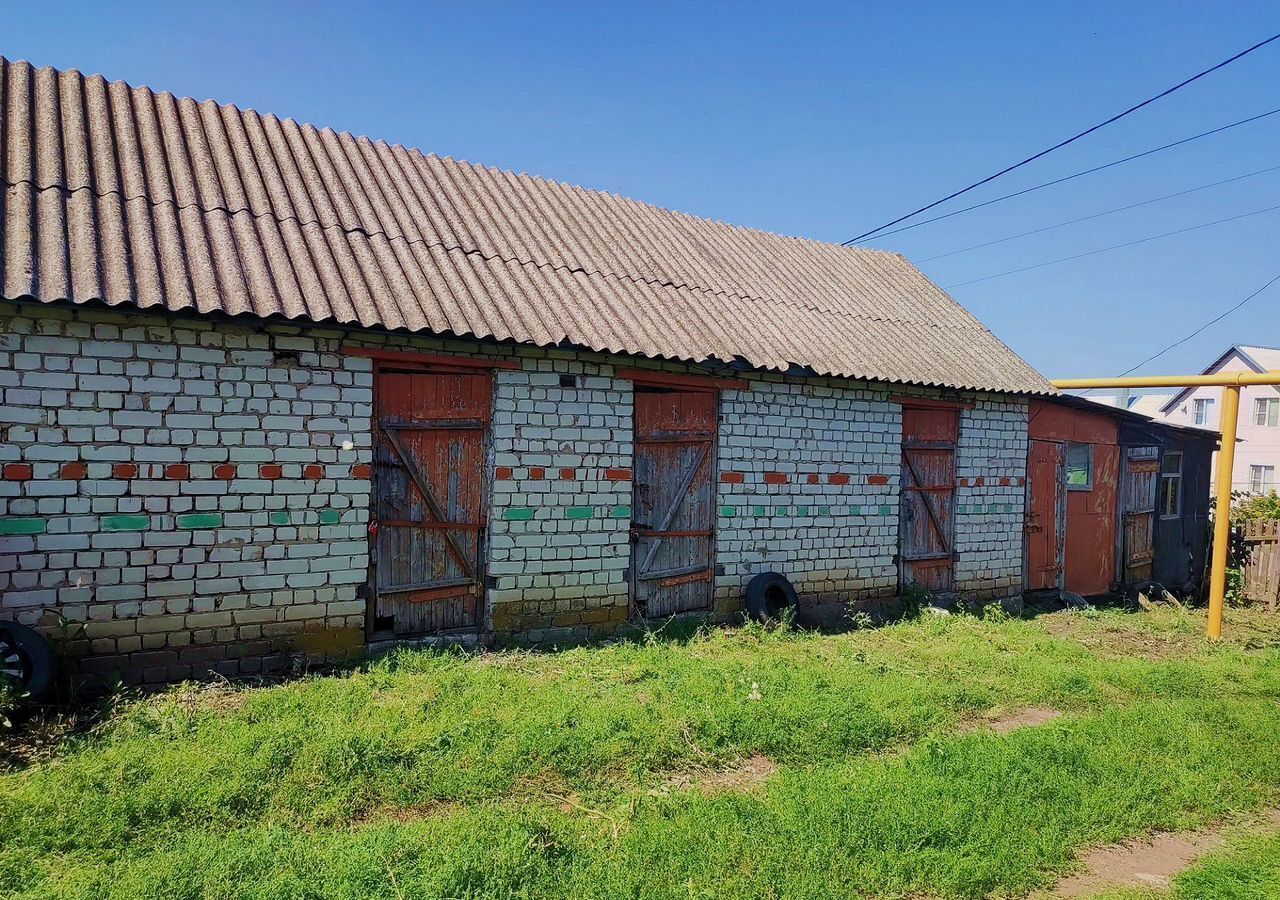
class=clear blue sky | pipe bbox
[7,1,1279,378]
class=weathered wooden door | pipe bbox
[1121,446,1160,584]
[899,406,958,593]
[1025,439,1066,591]
[631,387,716,617]
[373,370,490,635]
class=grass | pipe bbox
[2,607,1280,898]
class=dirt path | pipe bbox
[1045,807,1280,897]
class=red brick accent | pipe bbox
[303,465,325,480]
[807,473,820,484]
[867,474,889,485]
[259,464,283,480]
[1000,476,1012,486]
[974,476,985,486]
[1018,476,1026,486]
[719,472,744,484]
[529,467,545,479]
[827,473,850,485]
[113,463,139,479]
[2,463,32,481]
[763,472,788,485]
[605,468,632,481]
[165,464,190,480]
[957,477,969,487]
[495,466,514,480]
[213,464,236,480]
[60,462,87,480]
[559,467,576,480]
[352,464,372,479]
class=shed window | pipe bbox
[1066,442,1093,490]
[1159,451,1182,518]
[1250,465,1275,494]
[1254,397,1279,427]
[1193,398,1213,426]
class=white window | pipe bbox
[1159,451,1182,518]
[1066,442,1093,490]
[1250,465,1275,494]
[1254,397,1279,427]
[1193,397,1213,426]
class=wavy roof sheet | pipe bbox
[0,56,1052,394]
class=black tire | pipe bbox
[745,572,798,623]
[0,621,56,701]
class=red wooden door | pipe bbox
[374,371,490,635]
[1025,439,1065,591]
[631,387,717,617]
[899,406,958,594]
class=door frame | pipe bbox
[1023,439,1067,593]
[897,401,961,595]
[351,346,517,640]
[622,371,722,619]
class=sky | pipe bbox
[5,1,1280,381]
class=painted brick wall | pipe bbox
[955,398,1029,598]
[0,299,374,683]
[487,357,634,643]
[716,378,899,613]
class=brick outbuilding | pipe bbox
[0,57,1052,683]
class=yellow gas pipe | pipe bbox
[1051,371,1280,640]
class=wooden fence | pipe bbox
[1238,519,1280,611]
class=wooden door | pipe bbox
[1121,446,1159,584]
[899,406,958,594]
[1025,439,1066,591]
[631,387,717,617]
[373,370,490,635]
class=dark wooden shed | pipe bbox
[1026,396,1217,599]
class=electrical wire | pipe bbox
[1117,271,1280,376]
[849,106,1280,244]
[943,202,1280,288]
[918,164,1280,261]
[843,31,1280,245]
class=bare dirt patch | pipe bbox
[657,754,779,796]
[985,706,1063,734]
[1046,808,1280,897]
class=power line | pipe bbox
[849,106,1280,243]
[918,164,1280,262]
[1117,271,1280,376]
[944,202,1280,288]
[843,31,1280,245]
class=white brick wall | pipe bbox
[2,299,1031,678]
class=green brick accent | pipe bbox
[0,518,46,535]
[503,507,534,521]
[878,506,892,517]
[818,506,832,516]
[565,506,594,520]
[177,513,223,529]
[102,515,150,532]
[753,505,767,517]
[319,509,341,525]
[719,506,737,517]
[849,505,861,516]
[268,510,291,526]
[608,506,631,519]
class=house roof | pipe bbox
[1049,393,1219,443]
[0,57,1052,394]
[1158,345,1280,413]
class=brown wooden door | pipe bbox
[631,387,717,617]
[1025,439,1066,591]
[899,406,958,594]
[374,370,490,635]
[1121,446,1159,584]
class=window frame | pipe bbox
[1254,397,1279,427]
[1065,441,1093,492]
[1193,397,1213,426]
[1159,451,1182,519]
[1249,464,1275,494]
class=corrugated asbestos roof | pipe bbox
[0,56,1053,394]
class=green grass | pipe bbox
[3,608,1280,898]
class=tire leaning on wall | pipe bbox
[744,572,798,624]
[0,621,56,702]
